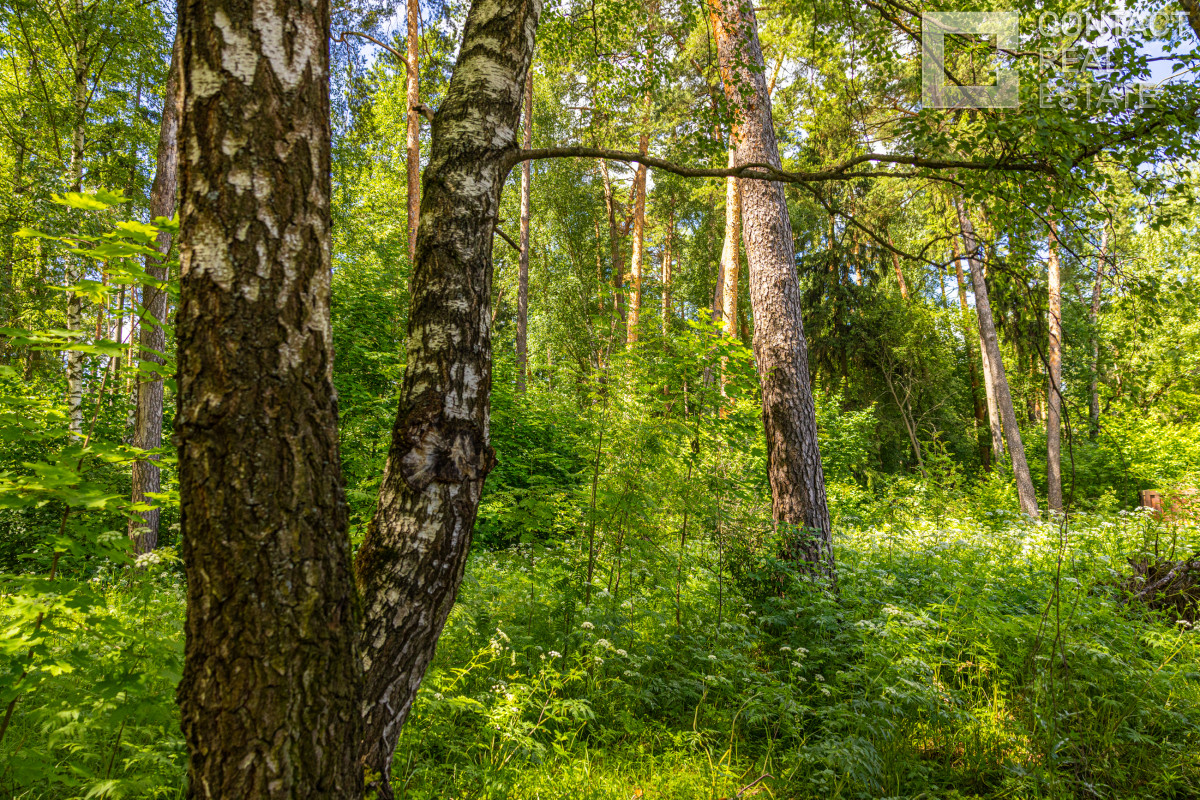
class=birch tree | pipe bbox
[175,0,363,794]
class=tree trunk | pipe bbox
[354,0,540,793]
[175,0,362,795]
[718,148,741,336]
[956,199,1039,517]
[516,69,532,392]
[952,243,990,470]
[710,0,833,579]
[598,159,626,340]
[66,8,88,438]
[626,125,648,345]
[1089,226,1107,438]
[1046,216,1063,512]
[662,200,673,333]
[129,33,180,554]
[406,0,421,262]
[889,244,909,300]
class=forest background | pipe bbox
[1,0,1199,796]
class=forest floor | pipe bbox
[2,503,1198,800]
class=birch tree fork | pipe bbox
[175,0,362,795]
[709,0,834,579]
[354,0,541,793]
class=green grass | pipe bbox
[2,505,1198,799]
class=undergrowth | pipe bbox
[2,505,1196,799]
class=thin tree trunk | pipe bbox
[1089,226,1107,438]
[956,199,1039,517]
[354,1,540,794]
[627,123,648,345]
[129,33,180,554]
[66,7,88,438]
[406,0,421,262]
[662,200,673,333]
[883,366,925,477]
[1046,216,1063,512]
[598,159,626,340]
[710,0,833,579]
[516,69,533,392]
[719,148,741,336]
[175,0,362,795]
[889,242,909,300]
[952,243,990,470]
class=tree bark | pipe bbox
[718,148,741,336]
[952,243,990,470]
[598,159,626,341]
[626,124,649,345]
[956,199,1039,517]
[66,2,88,438]
[1089,226,1107,438]
[710,0,833,579]
[516,69,533,392]
[354,0,540,794]
[662,200,673,333]
[129,33,180,554]
[1046,216,1063,512]
[889,244,909,300]
[406,0,421,262]
[175,0,362,795]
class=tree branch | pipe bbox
[508,147,1051,183]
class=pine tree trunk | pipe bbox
[354,1,540,793]
[406,0,421,263]
[956,199,1039,517]
[1046,217,1063,512]
[1089,226,1107,438]
[516,69,533,392]
[175,0,362,795]
[627,126,648,345]
[710,0,833,579]
[129,33,180,554]
[890,245,909,300]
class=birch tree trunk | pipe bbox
[406,0,421,262]
[627,125,648,345]
[1046,217,1063,511]
[952,244,990,470]
[66,7,88,438]
[354,0,540,793]
[710,0,833,579]
[517,69,533,392]
[718,148,741,336]
[1089,226,1107,438]
[956,199,1039,516]
[175,0,362,795]
[598,159,626,340]
[129,33,180,554]
[662,201,673,333]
